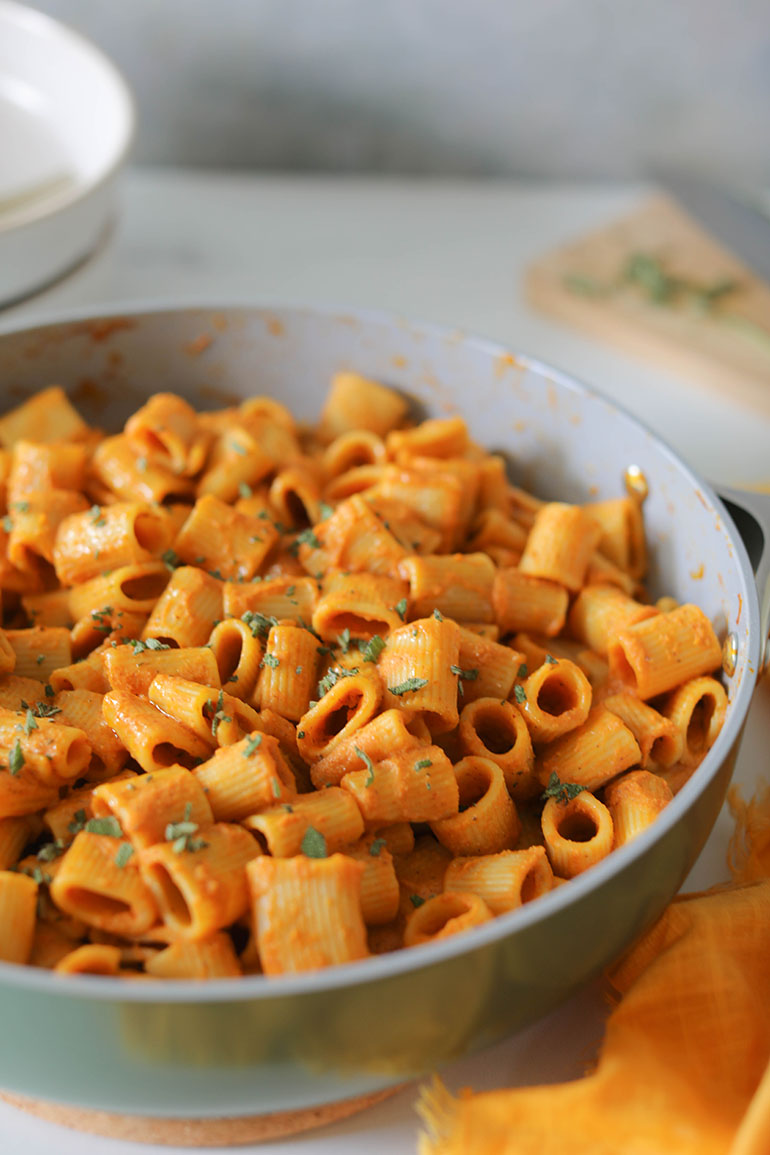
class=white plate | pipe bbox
[0,1,134,305]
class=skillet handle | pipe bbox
[714,484,770,669]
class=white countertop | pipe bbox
[1,169,769,1155]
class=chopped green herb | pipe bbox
[544,654,558,665]
[358,634,386,663]
[67,808,88,835]
[283,803,294,813]
[297,729,305,739]
[238,481,253,499]
[126,637,172,655]
[37,840,65,862]
[301,826,327,858]
[8,740,24,776]
[261,653,280,669]
[450,665,479,682]
[541,771,587,805]
[271,776,281,799]
[289,528,321,556]
[433,608,444,621]
[243,734,263,757]
[1,515,12,533]
[355,745,375,786]
[115,843,135,868]
[514,684,527,704]
[12,502,29,513]
[23,709,38,735]
[241,610,278,640]
[31,701,60,718]
[389,676,428,696]
[230,440,248,456]
[84,815,124,838]
[369,837,387,857]
[394,598,408,620]
[285,585,296,596]
[89,504,106,527]
[517,663,528,678]
[136,455,148,473]
[316,665,358,697]
[206,689,232,738]
[44,684,55,698]
[318,502,334,521]
[162,549,181,570]
[337,628,352,654]
[414,757,433,771]
[409,894,426,908]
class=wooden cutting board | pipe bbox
[526,195,770,413]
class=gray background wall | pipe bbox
[31,0,770,180]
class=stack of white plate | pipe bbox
[0,0,134,305]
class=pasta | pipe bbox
[0,375,728,977]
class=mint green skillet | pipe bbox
[0,304,766,1119]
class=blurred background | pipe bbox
[26,0,770,181]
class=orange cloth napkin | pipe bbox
[418,784,770,1155]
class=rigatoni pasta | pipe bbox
[0,373,728,978]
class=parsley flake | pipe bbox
[433,608,444,621]
[1,515,12,533]
[23,709,38,735]
[261,653,280,669]
[161,549,181,570]
[544,654,558,665]
[450,665,479,682]
[358,634,386,663]
[389,676,428,696]
[369,837,387,857]
[414,758,433,771]
[337,628,352,654]
[517,663,528,678]
[8,740,24,776]
[243,734,263,757]
[394,597,408,620]
[541,772,587,805]
[514,684,527,704]
[409,894,426,908]
[301,826,327,858]
[84,816,123,838]
[355,745,375,786]
[238,481,253,499]
[89,504,106,527]
[115,843,135,868]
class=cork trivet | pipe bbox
[1,1085,404,1146]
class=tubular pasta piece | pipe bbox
[518,503,601,591]
[51,832,158,937]
[403,890,493,948]
[492,570,568,638]
[310,708,424,789]
[54,503,175,586]
[193,733,296,821]
[145,933,243,979]
[102,690,213,772]
[537,705,641,793]
[174,495,279,581]
[568,584,658,656]
[541,791,614,878]
[247,853,368,975]
[457,697,537,799]
[604,770,673,848]
[0,870,38,962]
[92,765,214,849]
[297,668,382,763]
[399,552,495,623]
[608,604,722,700]
[340,744,458,826]
[379,615,461,734]
[444,846,553,914]
[518,658,592,746]
[243,786,363,857]
[661,675,728,767]
[139,822,260,941]
[431,756,521,856]
[141,566,222,648]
